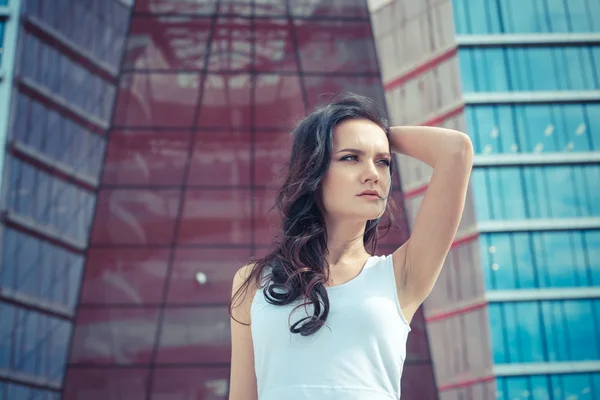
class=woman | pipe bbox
[228,94,473,400]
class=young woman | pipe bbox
[228,94,473,400]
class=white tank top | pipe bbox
[250,254,411,400]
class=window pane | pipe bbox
[91,189,181,245]
[459,46,600,92]
[114,72,202,128]
[1,229,84,310]
[150,367,230,400]
[0,302,71,383]
[63,368,148,400]
[156,307,230,364]
[293,20,378,74]
[103,130,191,186]
[289,0,369,18]
[490,300,600,363]
[70,308,159,365]
[125,16,211,70]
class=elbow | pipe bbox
[452,133,474,163]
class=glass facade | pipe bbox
[453,0,600,34]
[497,373,600,400]
[452,0,600,399]
[0,0,131,398]
[371,0,600,398]
[465,104,600,154]
[481,231,600,289]
[459,47,600,92]
[63,0,425,399]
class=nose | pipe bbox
[361,161,379,183]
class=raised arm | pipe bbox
[389,126,474,323]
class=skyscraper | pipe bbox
[371,0,600,398]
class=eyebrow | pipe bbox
[336,148,391,158]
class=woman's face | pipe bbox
[319,118,392,222]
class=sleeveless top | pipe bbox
[250,254,412,400]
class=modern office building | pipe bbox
[0,0,598,399]
[371,0,600,399]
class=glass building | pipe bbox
[371,0,600,399]
[0,0,598,399]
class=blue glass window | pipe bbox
[498,373,598,400]
[488,303,508,363]
[465,104,600,154]
[452,0,599,34]
[21,0,129,69]
[7,157,96,242]
[473,165,600,221]
[458,46,600,92]
[0,302,71,384]
[21,33,116,123]
[482,230,600,290]
[0,382,61,400]
[490,300,600,364]
[0,21,5,66]
[0,229,84,310]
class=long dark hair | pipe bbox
[229,93,399,336]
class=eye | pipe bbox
[341,155,391,166]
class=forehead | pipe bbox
[332,119,388,151]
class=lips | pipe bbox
[358,190,380,198]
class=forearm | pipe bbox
[389,126,473,167]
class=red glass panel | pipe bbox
[218,0,253,16]
[289,0,369,18]
[208,16,252,71]
[303,75,386,111]
[196,74,252,128]
[253,131,291,187]
[187,129,251,186]
[166,248,251,304]
[124,17,211,70]
[406,308,432,361]
[254,19,298,72]
[177,189,252,245]
[254,0,287,16]
[91,189,181,245]
[63,368,148,400]
[401,363,438,399]
[103,129,191,186]
[114,73,201,128]
[155,307,230,364]
[80,248,171,305]
[254,74,305,129]
[150,367,230,400]
[377,191,411,246]
[134,0,217,14]
[294,20,378,73]
[70,308,160,364]
[252,189,281,246]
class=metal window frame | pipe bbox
[457,33,600,47]
[464,91,600,104]
[487,287,600,302]
[494,361,600,376]
[473,152,600,167]
[478,218,600,233]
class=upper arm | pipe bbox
[229,265,258,400]
[393,136,473,322]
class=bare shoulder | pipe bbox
[231,262,260,324]
[232,262,261,294]
[229,262,260,400]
